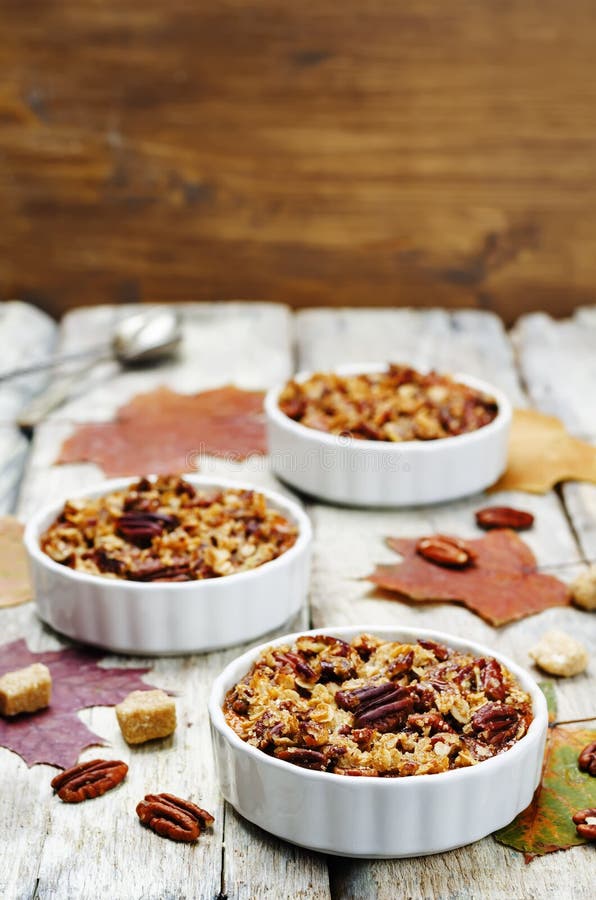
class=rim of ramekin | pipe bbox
[265,364,512,452]
[24,474,312,592]
[209,624,547,786]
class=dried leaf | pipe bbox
[495,683,596,860]
[57,385,266,476]
[0,517,31,608]
[367,530,569,626]
[0,639,156,768]
[492,408,596,494]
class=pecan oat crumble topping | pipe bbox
[224,634,533,777]
[41,476,298,582]
[278,364,498,442]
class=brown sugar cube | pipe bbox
[0,663,52,716]
[115,690,176,744]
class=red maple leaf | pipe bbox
[57,385,266,476]
[0,640,155,768]
[367,529,570,626]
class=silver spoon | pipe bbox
[2,308,182,381]
[14,309,182,428]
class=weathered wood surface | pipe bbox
[296,308,595,900]
[0,302,56,513]
[0,302,330,900]
[1,303,595,899]
[514,310,596,561]
[4,3,596,322]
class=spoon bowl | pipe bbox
[112,309,182,364]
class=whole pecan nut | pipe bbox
[475,506,534,531]
[136,793,214,842]
[416,535,475,569]
[578,741,596,777]
[51,758,128,803]
[572,808,596,841]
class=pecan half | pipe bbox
[355,695,413,730]
[475,506,534,531]
[319,657,357,683]
[471,703,520,746]
[335,681,414,730]
[127,560,192,582]
[274,747,327,770]
[578,741,596,777]
[116,511,178,548]
[51,758,128,803]
[387,650,414,678]
[480,658,507,701]
[136,793,214,842]
[416,535,475,569]
[418,639,450,661]
[273,650,317,682]
[572,808,596,841]
[336,682,396,712]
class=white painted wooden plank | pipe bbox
[328,834,594,900]
[0,301,56,513]
[0,303,330,900]
[296,307,525,403]
[296,308,593,899]
[223,807,330,900]
[513,308,596,439]
[514,308,596,561]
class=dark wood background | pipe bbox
[1,0,596,322]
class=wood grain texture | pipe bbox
[0,302,330,900]
[514,308,596,560]
[295,308,595,900]
[2,2,596,321]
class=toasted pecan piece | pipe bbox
[136,793,214,842]
[51,758,128,803]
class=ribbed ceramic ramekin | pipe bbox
[209,625,547,858]
[24,476,312,656]
[265,364,512,507]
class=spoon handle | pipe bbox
[17,358,110,429]
[0,346,110,382]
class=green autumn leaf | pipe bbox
[538,680,557,723]
[495,682,596,860]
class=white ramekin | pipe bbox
[24,476,312,656]
[209,625,547,858]
[265,364,512,507]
